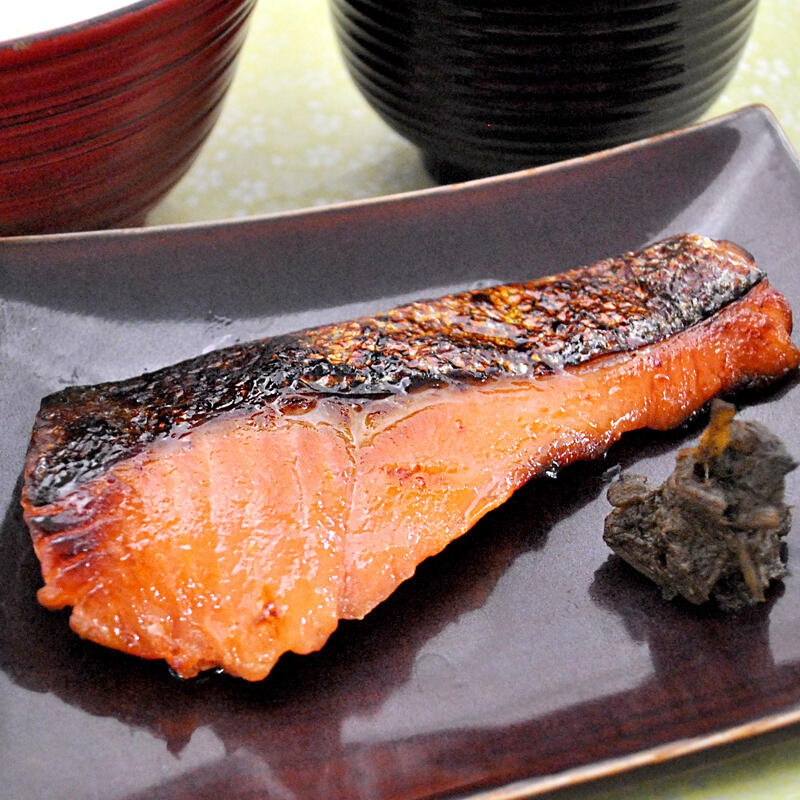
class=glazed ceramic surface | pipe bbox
[0,0,255,235]
[2,107,800,800]
[331,0,759,180]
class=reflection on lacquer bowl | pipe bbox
[0,0,256,236]
[330,0,759,181]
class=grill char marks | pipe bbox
[25,234,761,508]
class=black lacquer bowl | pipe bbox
[330,0,759,180]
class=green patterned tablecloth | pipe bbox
[148,0,799,227]
[148,2,800,798]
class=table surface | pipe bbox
[148,0,800,230]
[24,1,800,798]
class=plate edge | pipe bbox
[457,704,800,800]
[0,105,790,249]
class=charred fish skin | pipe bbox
[25,234,762,509]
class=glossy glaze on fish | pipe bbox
[21,235,800,680]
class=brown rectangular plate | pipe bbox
[2,105,800,800]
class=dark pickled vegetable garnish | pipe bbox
[604,399,796,611]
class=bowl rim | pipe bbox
[0,0,195,51]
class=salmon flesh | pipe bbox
[21,234,800,680]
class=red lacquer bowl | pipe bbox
[0,0,256,236]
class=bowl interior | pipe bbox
[0,0,159,45]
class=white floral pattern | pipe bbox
[148,0,799,228]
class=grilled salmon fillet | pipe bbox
[21,234,799,680]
